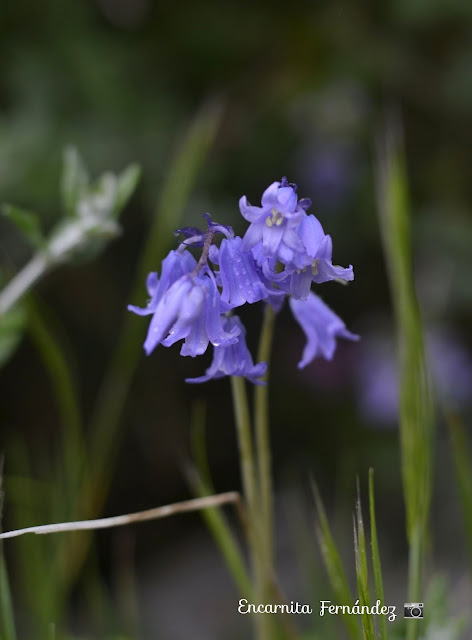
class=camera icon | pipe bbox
[404,603,424,619]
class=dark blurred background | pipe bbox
[1,0,472,638]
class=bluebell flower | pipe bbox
[128,253,240,356]
[127,249,197,317]
[186,316,267,384]
[209,236,268,308]
[254,215,354,301]
[284,215,354,299]
[290,292,359,368]
[240,178,308,265]
[130,182,358,383]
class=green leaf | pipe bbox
[0,306,27,368]
[61,147,89,217]
[353,488,375,640]
[368,469,388,640]
[112,164,141,217]
[312,478,362,640]
[2,204,45,250]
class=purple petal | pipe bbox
[313,261,354,284]
[289,269,313,300]
[218,237,268,307]
[146,272,159,296]
[262,222,285,257]
[161,284,205,349]
[239,196,267,223]
[180,309,210,356]
[143,276,193,355]
[260,181,280,206]
[202,276,240,347]
[276,186,297,213]
[127,303,155,317]
[186,316,267,384]
[154,250,196,304]
[290,293,359,368]
[316,234,333,261]
[282,226,305,251]
[240,221,264,252]
[299,215,326,257]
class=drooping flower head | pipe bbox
[289,292,359,369]
[241,179,354,301]
[129,176,358,384]
[186,316,267,385]
[240,177,309,265]
[128,216,241,358]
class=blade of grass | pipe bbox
[311,478,361,640]
[185,464,253,597]
[368,469,388,640]
[6,440,66,632]
[447,412,472,573]
[190,400,213,489]
[353,488,375,640]
[375,112,434,639]
[187,400,253,597]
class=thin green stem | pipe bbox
[188,401,253,597]
[406,522,422,640]
[186,466,253,597]
[254,304,275,575]
[231,376,272,640]
[231,376,258,520]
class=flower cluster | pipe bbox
[129,178,358,383]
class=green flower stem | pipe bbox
[231,375,271,640]
[230,376,258,527]
[187,467,253,597]
[254,304,275,579]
